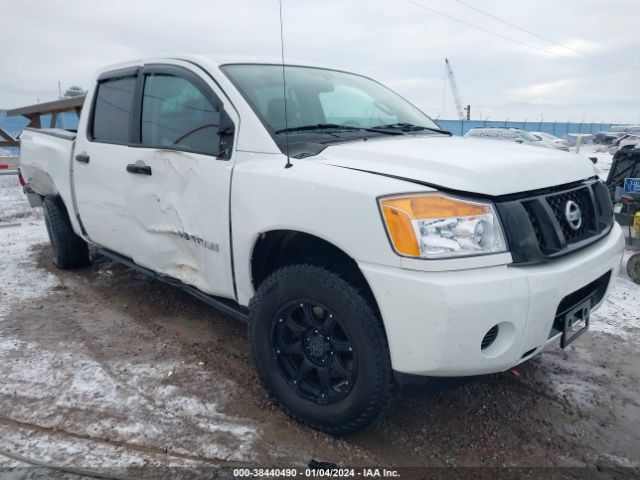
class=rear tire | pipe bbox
[249,264,394,435]
[43,196,90,269]
[627,252,640,284]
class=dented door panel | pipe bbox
[126,148,235,297]
[121,61,240,298]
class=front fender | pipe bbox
[230,154,417,305]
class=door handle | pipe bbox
[126,163,152,176]
[75,153,90,164]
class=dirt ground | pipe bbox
[1,152,639,477]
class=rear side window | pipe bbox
[141,73,221,156]
[92,75,136,143]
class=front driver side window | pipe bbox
[141,73,221,156]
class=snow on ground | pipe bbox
[0,175,260,470]
[0,337,259,462]
[0,149,638,470]
[0,422,212,474]
[590,248,640,342]
[0,176,58,318]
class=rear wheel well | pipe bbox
[42,195,90,269]
[251,230,379,314]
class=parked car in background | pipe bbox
[595,126,640,145]
[464,127,570,151]
[610,125,640,134]
[531,131,570,147]
[608,134,640,155]
[594,131,620,145]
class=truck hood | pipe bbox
[318,136,596,196]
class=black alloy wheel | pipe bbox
[249,264,394,435]
[271,300,357,405]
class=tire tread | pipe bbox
[43,196,90,269]
[249,263,394,435]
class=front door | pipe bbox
[124,63,237,298]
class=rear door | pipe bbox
[124,63,238,298]
[73,68,141,257]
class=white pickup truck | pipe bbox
[19,56,624,434]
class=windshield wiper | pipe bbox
[274,124,359,134]
[371,123,452,135]
[274,123,403,135]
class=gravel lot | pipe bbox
[1,148,639,477]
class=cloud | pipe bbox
[509,79,582,99]
[544,39,604,57]
[0,0,638,122]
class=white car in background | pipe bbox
[531,131,570,148]
[464,127,570,151]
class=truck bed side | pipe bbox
[19,127,83,233]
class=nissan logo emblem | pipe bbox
[564,200,582,231]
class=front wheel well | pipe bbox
[250,230,379,314]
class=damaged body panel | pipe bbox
[69,59,240,299]
[124,148,234,297]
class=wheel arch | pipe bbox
[42,194,91,269]
[250,229,381,316]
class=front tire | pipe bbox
[43,196,90,269]
[249,264,394,435]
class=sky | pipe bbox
[1,0,639,123]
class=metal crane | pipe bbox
[445,58,467,121]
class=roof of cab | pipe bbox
[96,54,335,74]
[183,54,329,69]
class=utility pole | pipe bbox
[445,58,465,121]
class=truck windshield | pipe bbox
[221,64,440,145]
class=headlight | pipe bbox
[379,193,507,259]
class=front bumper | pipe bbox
[360,222,625,376]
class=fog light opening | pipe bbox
[481,325,500,350]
